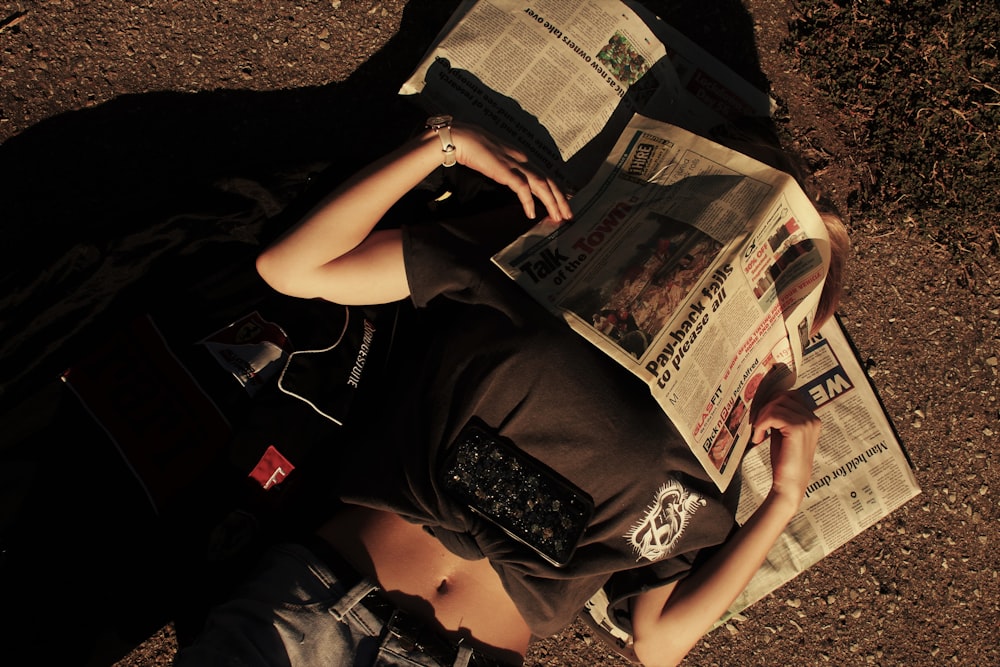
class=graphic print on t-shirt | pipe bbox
[626,478,707,562]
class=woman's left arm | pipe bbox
[256,124,571,305]
[630,393,822,667]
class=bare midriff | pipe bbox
[316,504,532,663]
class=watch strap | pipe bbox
[426,114,457,167]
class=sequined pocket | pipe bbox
[439,417,594,567]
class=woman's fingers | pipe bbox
[488,151,566,222]
[751,392,818,443]
[513,161,571,222]
[750,392,822,503]
[452,125,572,222]
[548,177,574,220]
[495,163,538,219]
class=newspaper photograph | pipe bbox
[494,114,835,489]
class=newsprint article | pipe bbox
[401,0,920,645]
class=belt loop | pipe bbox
[329,577,379,621]
[452,643,473,667]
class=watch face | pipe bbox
[426,114,453,129]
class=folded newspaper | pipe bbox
[402,0,919,648]
[495,114,830,490]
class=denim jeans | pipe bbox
[174,542,508,667]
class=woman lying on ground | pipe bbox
[175,120,848,667]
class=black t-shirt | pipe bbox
[335,219,739,637]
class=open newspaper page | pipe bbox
[716,318,921,622]
[399,0,676,190]
[493,114,834,490]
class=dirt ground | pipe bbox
[1,1,997,666]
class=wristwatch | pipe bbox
[426,114,457,167]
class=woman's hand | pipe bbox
[451,124,573,223]
[750,392,822,510]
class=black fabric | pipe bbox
[335,218,740,637]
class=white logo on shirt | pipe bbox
[626,478,707,562]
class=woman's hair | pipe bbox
[713,117,850,332]
[813,210,849,331]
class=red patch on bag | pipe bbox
[249,445,295,490]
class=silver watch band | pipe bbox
[426,114,457,167]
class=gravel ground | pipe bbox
[1,1,996,666]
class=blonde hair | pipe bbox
[813,210,849,332]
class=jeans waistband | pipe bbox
[302,535,513,667]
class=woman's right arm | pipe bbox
[255,125,571,305]
[629,393,822,667]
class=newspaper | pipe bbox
[495,114,832,490]
[636,10,777,133]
